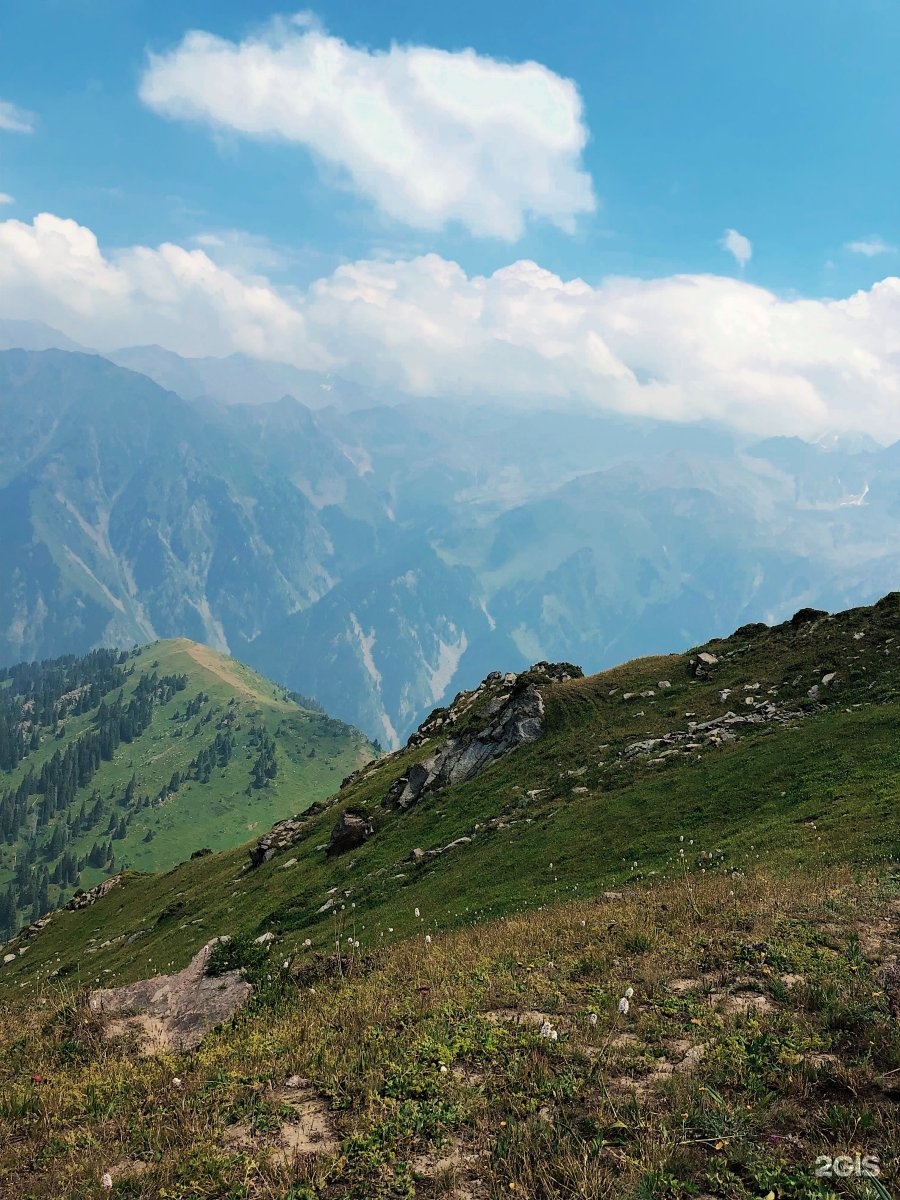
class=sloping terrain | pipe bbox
[2,870,897,1198]
[0,638,372,937]
[2,597,900,1197]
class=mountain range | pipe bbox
[2,326,900,745]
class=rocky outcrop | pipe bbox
[385,672,559,811]
[622,701,824,763]
[249,802,326,866]
[247,661,579,864]
[327,809,373,855]
[66,875,123,911]
[89,939,252,1055]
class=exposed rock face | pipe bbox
[89,939,252,1055]
[385,677,549,811]
[247,661,578,864]
[327,809,373,855]
[66,875,122,911]
[249,802,326,866]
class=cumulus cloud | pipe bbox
[845,236,896,258]
[720,228,752,270]
[139,16,595,240]
[0,99,36,134]
[3,211,900,440]
[0,212,317,364]
[0,193,14,205]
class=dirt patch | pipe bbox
[90,939,252,1055]
[611,1039,706,1097]
[411,1136,488,1199]
[224,1079,338,1163]
[668,977,702,994]
[483,1008,556,1030]
[109,1159,154,1181]
[714,990,777,1016]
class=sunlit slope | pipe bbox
[0,638,373,932]
[5,595,900,992]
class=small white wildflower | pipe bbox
[439,1064,448,1074]
[550,1029,559,1041]
[588,1012,598,1026]
[617,997,630,1015]
[539,1021,552,1038]
[303,938,312,948]
[414,907,420,918]
[625,987,634,999]
[425,934,432,945]
[172,1077,183,1089]
[100,1174,113,1191]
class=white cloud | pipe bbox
[720,228,752,270]
[0,99,36,134]
[845,236,896,258]
[4,211,900,441]
[0,193,14,206]
[139,17,595,240]
[0,212,316,364]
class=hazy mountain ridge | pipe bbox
[3,343,900,746]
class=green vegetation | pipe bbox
[0,638,373,936]
[2,871,898,1198]
[2,596,900,1197]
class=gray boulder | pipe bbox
[89,939,252,1055]
[386,681,545,811]
[327,809,374,855]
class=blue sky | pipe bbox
[1,1,900,441]
[2,0,898,293]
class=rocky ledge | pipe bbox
[383,662,580,812]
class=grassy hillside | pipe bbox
[0,638,373,934]
[2,870,898,1198]
[2,598,900,1197]
[6,595,900,987]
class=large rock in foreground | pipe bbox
[89,939,252,1055]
